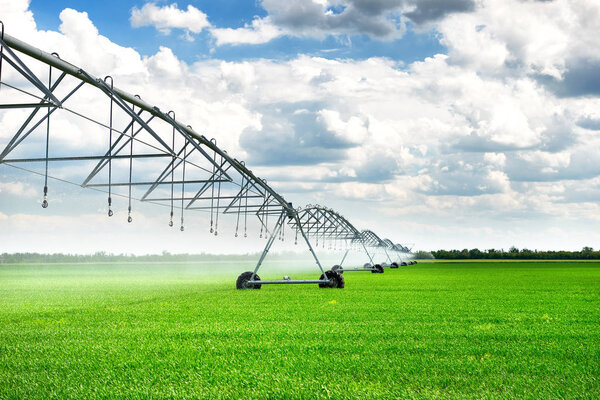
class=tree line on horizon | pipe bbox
[431,247,600,260]
[1,247,599,263]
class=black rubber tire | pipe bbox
[236,271,261,289]
[401,262,408,266]
[409,261,415,265]
[319,270,345,289]
[371,264,384,274]
[332,265,343,274]
[390,262,399,269]
[414,260,418,264]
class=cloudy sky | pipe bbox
[1,0,599,254]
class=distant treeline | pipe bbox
[3,248,599,263]
[0,251,299,264]
[432,247,600,260]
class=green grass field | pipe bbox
[1,260,598,399]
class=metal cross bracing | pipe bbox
[0,28,414,289]
[287,206,414,274]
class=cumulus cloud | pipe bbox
[130,2,210,40]
[260,0,405,40]
[403,0,475,24]
[206,0,478,46]
[211,16,283,45]
[0,181,36,198]
[577,116,600,131]
[437,0,600,93]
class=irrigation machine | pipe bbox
[0,25,414,289]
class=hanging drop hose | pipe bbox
[42,63,52,208]
[259,189,267,238]
[105,76,114,217]
[168,111,175,227]
[127,104,135,223]
[235,173,244,237]
[214,153,222,236]
[180,138,187,232]
[242,161,248,238]
[294,207,299,245]
[209,139,217,233]
[263,182,269,240]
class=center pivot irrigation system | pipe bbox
[0,26,415,289]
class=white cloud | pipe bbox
[208,0,479,47]
[483,152,506,168]
[438,0,600,80]
[0,181,36,198]
[317,109,368,145]
[211,17,283,45]
[130,2,210,38]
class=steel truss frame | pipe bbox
[0,29,412,288]
[288,206,413,273]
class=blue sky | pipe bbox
[1,0,600,254]
[28,0,445,64]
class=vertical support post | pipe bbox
[294,212,328,279]
[384,248,393,264]
[251,211,286,280]
[339,249,349,266]
[397,249,405,263]
[361,242,374,265]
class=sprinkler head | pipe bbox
[215,231,218,236]
[244,233,247,238]
[41,199,48,208]
[169,220,173,227]
[128,216,132,223]
[108,209,113,217]
[210,228,214,233]
[235,233,238,237]
[180,225,184,232]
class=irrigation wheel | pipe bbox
[332,265,343,274]
[236,271,261,289]
[371,264,384,274]
[390,262,399,269]
[401,261,408,266]
[319,270,345,289]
